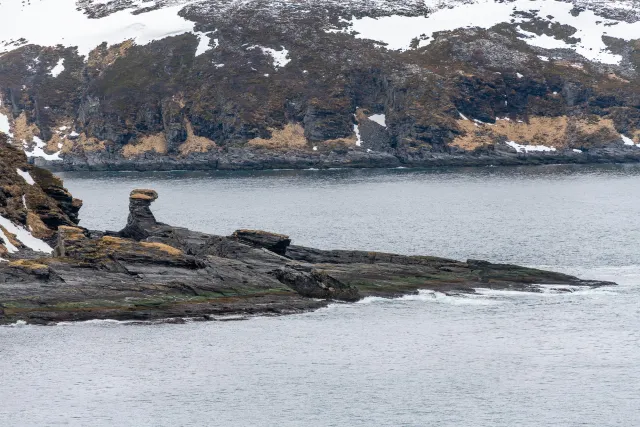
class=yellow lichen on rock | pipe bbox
[178,119,216,156]
[139,242,183,256]
[8,259,49,270]
[130,189,158,201]
[121,133,167,158]
[248,123,308,149]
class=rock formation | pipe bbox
[0,184,615,325]
[0,134,81,257]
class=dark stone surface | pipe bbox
[0,188,617,325]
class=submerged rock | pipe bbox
[0,186,616,325]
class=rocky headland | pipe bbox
[0,139,615,325]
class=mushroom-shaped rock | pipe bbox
[232,229,291,256]
[119,189,159,241]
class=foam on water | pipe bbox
[356,290,498,306]
[475,285,619,297]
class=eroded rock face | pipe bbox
[0,135,81,256]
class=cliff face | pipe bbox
[0,134,81,258]
[1,0,640,170]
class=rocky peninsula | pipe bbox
[0,139,615,325]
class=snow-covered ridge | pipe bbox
[2,0,638,62]
[335,0,640,64]
[0,0,199,57]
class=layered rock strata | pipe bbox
[0,186,615,325]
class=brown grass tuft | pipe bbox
[27,212,54,239]
[178,119,216,156]
[248,123,308,149]
[121,133,167,158]
[451,115,619,150]
[8,259,49,270]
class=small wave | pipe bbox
[55,318,140,326]
[356,291,498,306]
[401,290,499,305]
[355,296,389,304]
[475,285,618,297]
[2,320,28,328]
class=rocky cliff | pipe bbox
[0,135,81,258]
[1,0,640,170]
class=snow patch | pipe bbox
[49,59,65,77]
[506,140,556,153]
[16,169,35,185]
[330,0,640,64]
[249,46,291,69]
[572,148,583,153]
[353,121,362,146]
[0,0,199,58]
[0,226,18,253]
[621,134,639,147]
[516,72,523,79]
[0,112,11,136]
[23,136,62,161]
[194,32,213,56]
[0,215,53,253]
[368,113,387,127]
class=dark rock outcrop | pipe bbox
[119,189,160,240]
[0,187,616,325]
[0,136,81,253]
[232,230,291,256]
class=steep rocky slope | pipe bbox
[1,0,640,170]
[0,135,82,258]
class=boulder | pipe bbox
[232,229,291,256]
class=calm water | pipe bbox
[2,165,640,426]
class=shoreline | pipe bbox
[34,148,640,173]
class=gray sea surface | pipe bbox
[1,164,639,426]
